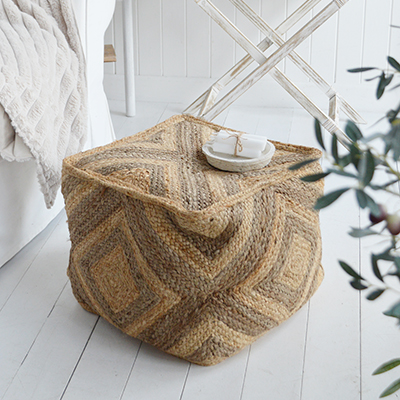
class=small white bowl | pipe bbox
[202,140,276,172]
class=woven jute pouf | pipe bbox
[62,114,324,366]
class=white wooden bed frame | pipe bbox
[0,0,117,267]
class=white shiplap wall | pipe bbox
[105,0,400,111]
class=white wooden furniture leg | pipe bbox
[270,68,350,147]
[185,0,331,117]
[201,0,348,114]
[229,0,364,124]
[122,0,136,117]
[184,0,325,116]
[186,0,363,145]
[184,36,272,116]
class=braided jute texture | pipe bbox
[62,114,324,366]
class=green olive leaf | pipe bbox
[345,121,363,141]
[314,188,350,210]
[388,56,400,72]
[373,359,400,375]
[339,260,364,280]
[367,289,385,301]
[314,119,325,151]
[379,378,400,398]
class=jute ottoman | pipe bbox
[62,114,324,366]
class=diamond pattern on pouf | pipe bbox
[62,114,324,366]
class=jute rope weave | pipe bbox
[62,114,324,366]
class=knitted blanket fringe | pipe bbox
[0,0,87,208]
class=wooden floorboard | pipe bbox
[240,308,308,400]
[0,213,72,399]
[61,319,141,400]
[1,102,399,400]
[358,162,400,400]
[289,110,362,400]
[300,194,361,400]
[119,343,190,400]
[0,212,63,311]
[3,285,98,400]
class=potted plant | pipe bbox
[291,55,400,398]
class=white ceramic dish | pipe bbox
[202,140,276,172]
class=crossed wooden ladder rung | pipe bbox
[184,0,364,147]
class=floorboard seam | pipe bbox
[299,301,311,400]
[358,208,363,400]
[119,341,143,400]
[0,212,64,314]
[178,362,191,400]
[59,316,100,400]
[17,280,69,370]
[47,281,68,318]
[239,345,252,400]
[157,103,172,123]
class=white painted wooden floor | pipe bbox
[1,98,400,400]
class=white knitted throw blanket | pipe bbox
[0,0,87,208]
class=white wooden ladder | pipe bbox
[184,0,365,146]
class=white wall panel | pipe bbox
[233,0,262,63]
[362,0,392,69]
[389,0,400,60]
[162,0,186,76]
[260,0,286,29]
[210,0,236,78]
[114,0,128,76]
[260,0,287,72]
[137,0,163,76]
[335,0,365,85]
[309,1,338,85]
[109,0,396,105]
[186,0,211,77]
[361,0,392,96]
[285,0,312,82]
